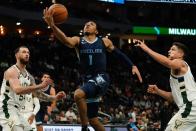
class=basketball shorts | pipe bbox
[23,112,37,131]
[165,100,196,131]
[81,72,110,99]
[0,106,32,131]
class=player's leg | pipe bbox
[36,110,44,131]
[36,125,43,131]
[88,102,105,131]
[74,88,88,130]
[74,73,110,131]
[89,117,104,131]
[74,77,101,130]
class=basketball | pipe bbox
[48,4,68,24]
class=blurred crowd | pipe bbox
[1,33,196,131]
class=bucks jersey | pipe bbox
[0,65,31,112]
[170,62,196,108]
[166,62,196,131]
[76,37,107,75]
[19,93,35,113]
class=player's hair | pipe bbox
[172,42,189,59]
[14,46,28,54]
[42,72,51,77]
[95,22,101,33]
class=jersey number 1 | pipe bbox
[89,55,93,65]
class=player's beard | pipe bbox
[20,58,29,65]
[83,32,90,36]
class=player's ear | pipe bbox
[95,30,98,35]
[15,53,18,58]
[179,51,184,59]
[177,49,183,58]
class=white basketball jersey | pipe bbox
[0,65,31,110]
[170,62,196,108]
[19,93,35,113]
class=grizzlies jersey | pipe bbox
[36,85,51,124]
[40,85,51,110]
[0,65,31,113]
[76,37,107,75]
[170,62,196,108]
[41,85,51,95]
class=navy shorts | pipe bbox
[80,72,110,99]
[36,109,45,125]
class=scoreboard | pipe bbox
[98,0,125,4]
[98,0,196,4]
[126,0,196,4]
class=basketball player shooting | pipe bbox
[43,7,142,131]
[133,39,196,131]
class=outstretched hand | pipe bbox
[133,39,149,52]
[55,91,66,100]
[39,79,51,89]
[147,85,159,94]
[132,66,143,83]
[43,7,55,27]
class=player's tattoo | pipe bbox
[33,90,55,102]
[29,73,36,85]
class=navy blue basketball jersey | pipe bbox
[41,85,51,95]
[36,85,52,124]
[76,37,107,75]
[40,85,51,109]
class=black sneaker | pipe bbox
[81,127,90,131]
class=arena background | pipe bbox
[0,0,196,131]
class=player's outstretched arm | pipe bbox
[33,90,66,102]
[43,7,79,48]
[148,85,173,103]
[103,38,143,83]
[133,39,183,70]
[6,68,50,95]
[49,87,56,109]
[132,66,143,83]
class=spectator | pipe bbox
[127,117,138,131]
[65,107,77,123]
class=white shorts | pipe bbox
[165,100,196,131]
[22,112,37,131]
[0,106,32,131]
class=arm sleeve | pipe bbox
[32,97,40,115]
[33,90,56,102]
[111,48,134,67]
